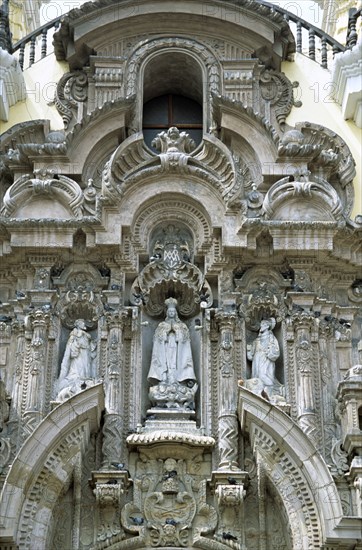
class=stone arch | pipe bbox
[238,386,343,549]
[0,385,104,549]
[130,192,213,255]
[125,37,222,133]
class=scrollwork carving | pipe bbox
[1,169,85,219]
[55,70,88,129]
[259,68,302,128]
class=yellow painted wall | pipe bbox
[283,53,362,219]
[2,50,360,218]
[0,56,67,134]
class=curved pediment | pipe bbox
[262,174,344,222]
[1,170,84,219]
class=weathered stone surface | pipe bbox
[0,0,361,548]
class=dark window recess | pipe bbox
[143,94,202,150]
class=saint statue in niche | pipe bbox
[148,298,197,410]
[56,319,97,401]
[246,318,285,402]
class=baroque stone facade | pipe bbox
[0,1,361,549]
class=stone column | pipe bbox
[318,320,340,465]
[292,311,319,448]
[102,309,128,468]
[23,309,50,436]
[216,310,239,471]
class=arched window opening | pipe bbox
[143,94,202,150]
[142,52,204,149]
[359,405,362,431]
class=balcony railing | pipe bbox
[6,0,356,71]
[346,6,361,49]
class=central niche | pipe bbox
[142,51,204,148]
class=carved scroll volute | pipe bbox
[215,310,240,471]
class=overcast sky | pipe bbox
[40,0,323,26]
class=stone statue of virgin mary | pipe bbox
[148,298,197,410]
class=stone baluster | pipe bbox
[308,28,316,61]
[296,21,302,53]
[102,309,128,469]
[19,43,25,70]
[292,311,319,448]
[332,44,339,58]
[321,36,327,68]
[23,310,50,434]
[41,28,47,58]
[216,310,239,471]
[29,36,36,66]
[346,8,358,49]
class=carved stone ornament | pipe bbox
[131,225,212,317]
[262,171,343,221]
[92,470,130,542]
[152,127,196,172]
[55,70,88,129]
[125,37,221,96]
[1,169,84,219]
[102,131,242,208]
[237,270,288,330]
[53,265,108,329]
[0,379,11,474]
[259,68,302,127]
[121,456,217,547]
